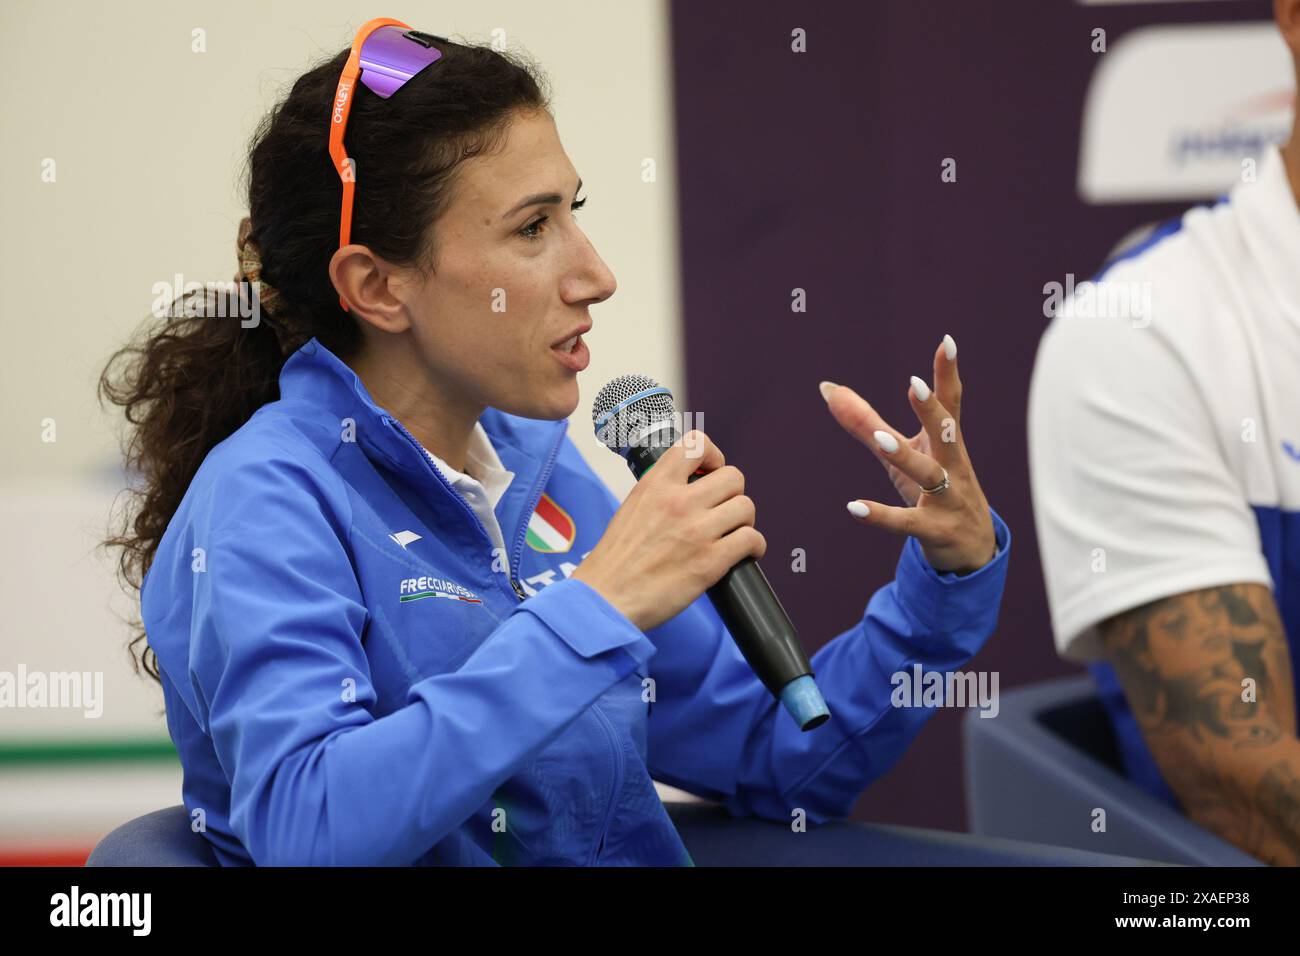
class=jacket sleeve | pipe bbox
[187,452,657,866]
[643,507,1011,824]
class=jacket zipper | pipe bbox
[385,415,564,604]
[389,414,618,855]
[514,429,624,862]
[507,424,566,600]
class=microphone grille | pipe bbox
[591,373,677,451]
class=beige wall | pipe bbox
[0,0,682,499]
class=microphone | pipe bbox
[592,374,830,732]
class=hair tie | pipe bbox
[235,216,284,316]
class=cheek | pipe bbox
[502,290,555,362]
[494,317,544,372]
[441,255,558,382]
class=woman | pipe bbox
[101,22,1010,866]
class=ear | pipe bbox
[329,244,413,333]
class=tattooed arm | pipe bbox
[1099,584,1300,865]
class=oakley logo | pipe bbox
[333,81,352,124]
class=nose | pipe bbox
[562,228,617,307]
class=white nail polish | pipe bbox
[874,430,899,453]
[846,501,870,518]
[819,380,838,402]
[942,334,957,360]
[910,375,931,401]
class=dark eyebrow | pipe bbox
[502,177,583,220]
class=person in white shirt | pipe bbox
[1028,0,1300,865]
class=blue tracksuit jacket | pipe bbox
[140,336,1011,866]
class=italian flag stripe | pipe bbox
[526,493,575,552]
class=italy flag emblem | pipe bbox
[526,493,576,553]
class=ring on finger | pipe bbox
[919,466,950,496]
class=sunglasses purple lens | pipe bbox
[358,26,445,99]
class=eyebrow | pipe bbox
[502,177,583,220]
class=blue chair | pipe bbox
[963,675,1263,866]
[88,798,1161,867]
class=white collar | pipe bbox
[421,421,516,510]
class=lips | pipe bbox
[551,332,590,372]
[550,323,592,350]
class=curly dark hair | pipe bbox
[99,33,550,684]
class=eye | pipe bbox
[519,197,587,242]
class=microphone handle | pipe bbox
[703,555,814,698]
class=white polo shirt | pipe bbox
[418,421,516,562]
[1029,144,1300,663]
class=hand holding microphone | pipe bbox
[574,375,830,731]
[571,431,766,634]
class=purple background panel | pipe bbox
[668,0,1273,830]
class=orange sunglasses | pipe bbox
[328,17,446,311]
